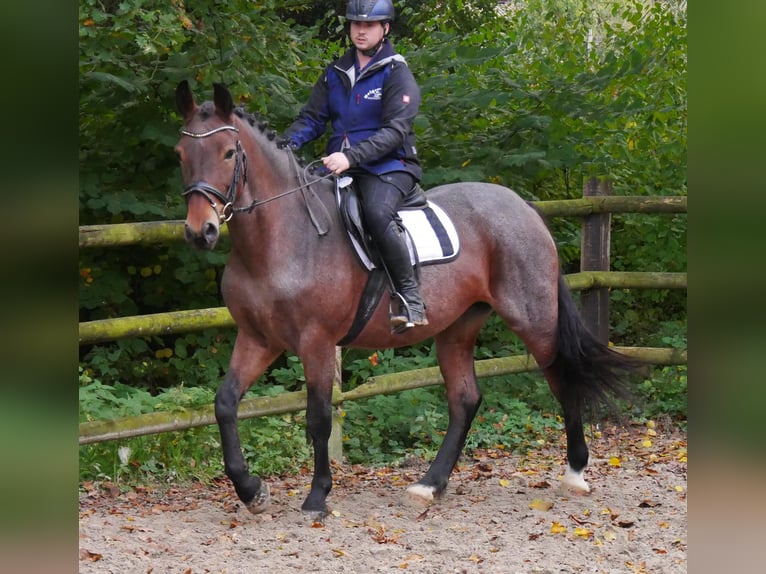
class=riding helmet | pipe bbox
[345,0,395,22]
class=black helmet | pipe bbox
[345,0,395,22]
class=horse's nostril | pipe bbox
[204,222,219,242]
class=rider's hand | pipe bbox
[276,136,298,151]
[322,152,350,175]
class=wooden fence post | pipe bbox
[580,177,612,344]
[328,346,344,463]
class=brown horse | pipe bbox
[174,81,633,521]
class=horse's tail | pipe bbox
[552,271,637,419]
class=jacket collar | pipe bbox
[337,39,397,71]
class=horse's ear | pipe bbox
[213,82,234,118]
[176,80,196,121]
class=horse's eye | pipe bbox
[224,149,236,160]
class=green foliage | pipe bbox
[632,324,687,421]
[635,365,687,423]
[342,388,446,463]
[79,369,311,483]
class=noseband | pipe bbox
[180,125,247,222]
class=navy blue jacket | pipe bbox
[284,39,422,180]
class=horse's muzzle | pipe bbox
[185,220,220,250]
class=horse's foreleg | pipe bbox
[215,339,280,514]
[215,372,270,510]
[407,318,486,503]
[299,348,337,520]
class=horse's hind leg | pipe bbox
[506,313,593,493]
[541,365,591,492]
[514,273,631,493]
[215,335,281,513]
[406,304,491,503]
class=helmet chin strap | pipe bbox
[361,39,384,57]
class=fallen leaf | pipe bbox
[499,479,511,488]
[332,548,347,557]
[638,499,661,508]
[550,521,567,534]
[529,498,554,511]
[615,517,635,528]
[79,549,102,562]
[574,527,592,538]
[568,513,599,526]
[603,530,617,541]
[608,457,622,467]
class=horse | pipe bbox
[174,81,634,521]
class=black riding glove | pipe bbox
[276,136,299,151]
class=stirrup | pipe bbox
[389,292,428,333]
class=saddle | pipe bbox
[335,176,460,345]
[335,176,460,271]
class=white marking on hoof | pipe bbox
[404,483,436,506]
[562,465,590,493]
[245,483,271,514]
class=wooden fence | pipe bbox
[79,184,687,449]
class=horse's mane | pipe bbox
[233,106,277,142]
[230,105,309,172]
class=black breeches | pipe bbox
[354,171,416,242]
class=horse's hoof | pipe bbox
[404,483,436,507]
[244,483,271,514]
[301,509,328,524]
[561,465,591,493]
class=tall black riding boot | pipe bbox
[376,221,428,329]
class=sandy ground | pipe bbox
[79,423,686,574]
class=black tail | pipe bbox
[552,272,638,420]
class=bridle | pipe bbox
[179,125,334,224]
[180,125,246,222]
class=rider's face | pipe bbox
[350,21,387,53]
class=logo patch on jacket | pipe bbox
[364,88,383,100]
[402,94,411,104]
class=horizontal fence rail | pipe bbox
[78,196,687,248]
[78,271,687,345]
[79,194,687,446]
[79,346,687,445]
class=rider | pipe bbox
[278,0,428,330]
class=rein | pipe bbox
[180,125,333,228]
